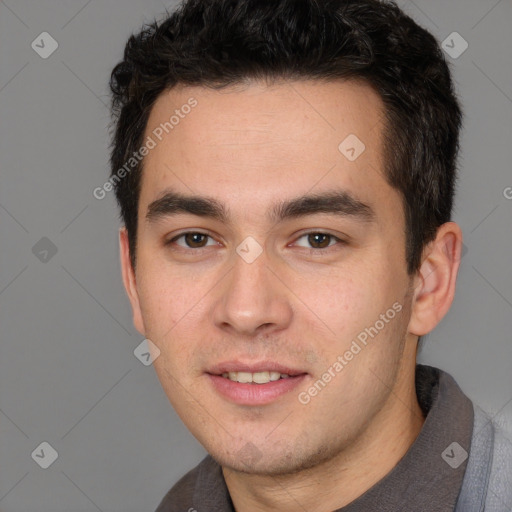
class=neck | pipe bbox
[223,352,424,512]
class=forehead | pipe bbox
[139,79,397,222]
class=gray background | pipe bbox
[0,0,511,510]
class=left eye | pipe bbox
[171,232,217,248]
[294,233,340,249]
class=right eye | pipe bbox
[167,232,218,249]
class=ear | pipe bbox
[119,227,146,336]
[408,222,463,337]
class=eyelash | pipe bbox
[165,231,346,252]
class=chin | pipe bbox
[212,440,333,477]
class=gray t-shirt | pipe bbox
[155,364,474,512]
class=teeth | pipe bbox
[237,371,253,383]
[252,371,270,384]
[220,371,291,384]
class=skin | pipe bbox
[119,79,463,512]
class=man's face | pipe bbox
[123,79,418,475]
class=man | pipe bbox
[108,0,512,510]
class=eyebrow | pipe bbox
[145,189,375,225]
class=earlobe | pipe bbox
[408,222,463,337]
[119,227,146,336]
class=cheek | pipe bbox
[293,260,408,383]
[294,265,388,338]
[135,258,217,367]
[136,257,204,330]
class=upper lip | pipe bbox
[207,361,307,376]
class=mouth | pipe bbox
[206,362,308,405]
[215,370,298,384]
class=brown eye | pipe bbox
[293,232,346,251]
[169,232,215,249]
[183,233,209,248]
[307,233,332,249]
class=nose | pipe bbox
[211,244,294,337]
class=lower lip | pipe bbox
[207,374,308,405]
